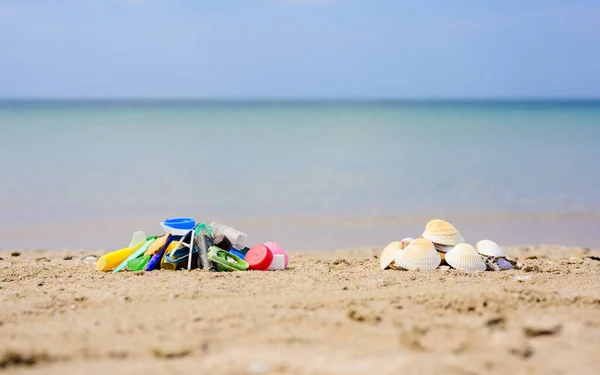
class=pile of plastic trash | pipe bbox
[96,218,288,273]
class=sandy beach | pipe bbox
[1,245,600,375]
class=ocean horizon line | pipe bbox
[2,97,600,111]
[2,97,600,103]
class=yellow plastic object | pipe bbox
[145,234,169,255]
[96,241,145,272]
[160,241,180,270]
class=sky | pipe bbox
[0,0,599,99]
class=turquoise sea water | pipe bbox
[0,100,599,250]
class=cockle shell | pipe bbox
[380,241,403,270]
[379,238,415,270]
[394,238,441,271]
[445,243,487,272]
[476,240,505,257]
[422,219,465,246]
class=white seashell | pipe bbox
[445,243,487,272]
[394,238,441,271]
[476,240,505,257]
[422,219,465,246]
[380,241,403,270]
[434,243,454,253]
[496,257,514,270]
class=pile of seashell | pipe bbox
[379,219,520,272]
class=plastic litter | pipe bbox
[264,241,289,268]
[127,254,151,271]
[207,246,249,271]
[210,221,248,250]
[214,234,233,251]
[195,232,215,271]
[246,245,273,271]
[113,238,156,273]
[96,217,288,274]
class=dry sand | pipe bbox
[1,245,600,375]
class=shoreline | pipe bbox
[1,212,600,251]
[1,246,600,374]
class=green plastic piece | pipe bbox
[113,238,156,273]
[208,246,248,272]
[127,254,151,271]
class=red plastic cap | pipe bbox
[246,245,273,271]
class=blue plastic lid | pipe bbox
[229,249,246,260]
[163,217,196,230]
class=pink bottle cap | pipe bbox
[263,241,288,268]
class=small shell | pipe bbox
[422,219,465,246]
[434,243,454,253]
[484,256,501,271]
[476,240,505,257]
[496,257,514,270]
[503,256,522,269]
[445,243,487,272]
[380,241,403,270]
[394,238,441,271]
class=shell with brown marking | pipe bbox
[422,219,465,246]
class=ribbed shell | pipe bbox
[380,241,403,270]
[476,240,505,257]
[422,219,465,246]
[445,243,487,272]
[394,238,441,271]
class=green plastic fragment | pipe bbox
[208,246,249,272]
[127,254,151,271]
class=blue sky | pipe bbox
[0,0,599,98]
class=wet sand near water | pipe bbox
[2,213,600,251]
[1,245,600,375]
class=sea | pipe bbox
[0,100,599,250]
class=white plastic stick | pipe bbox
[187,230,195,271]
